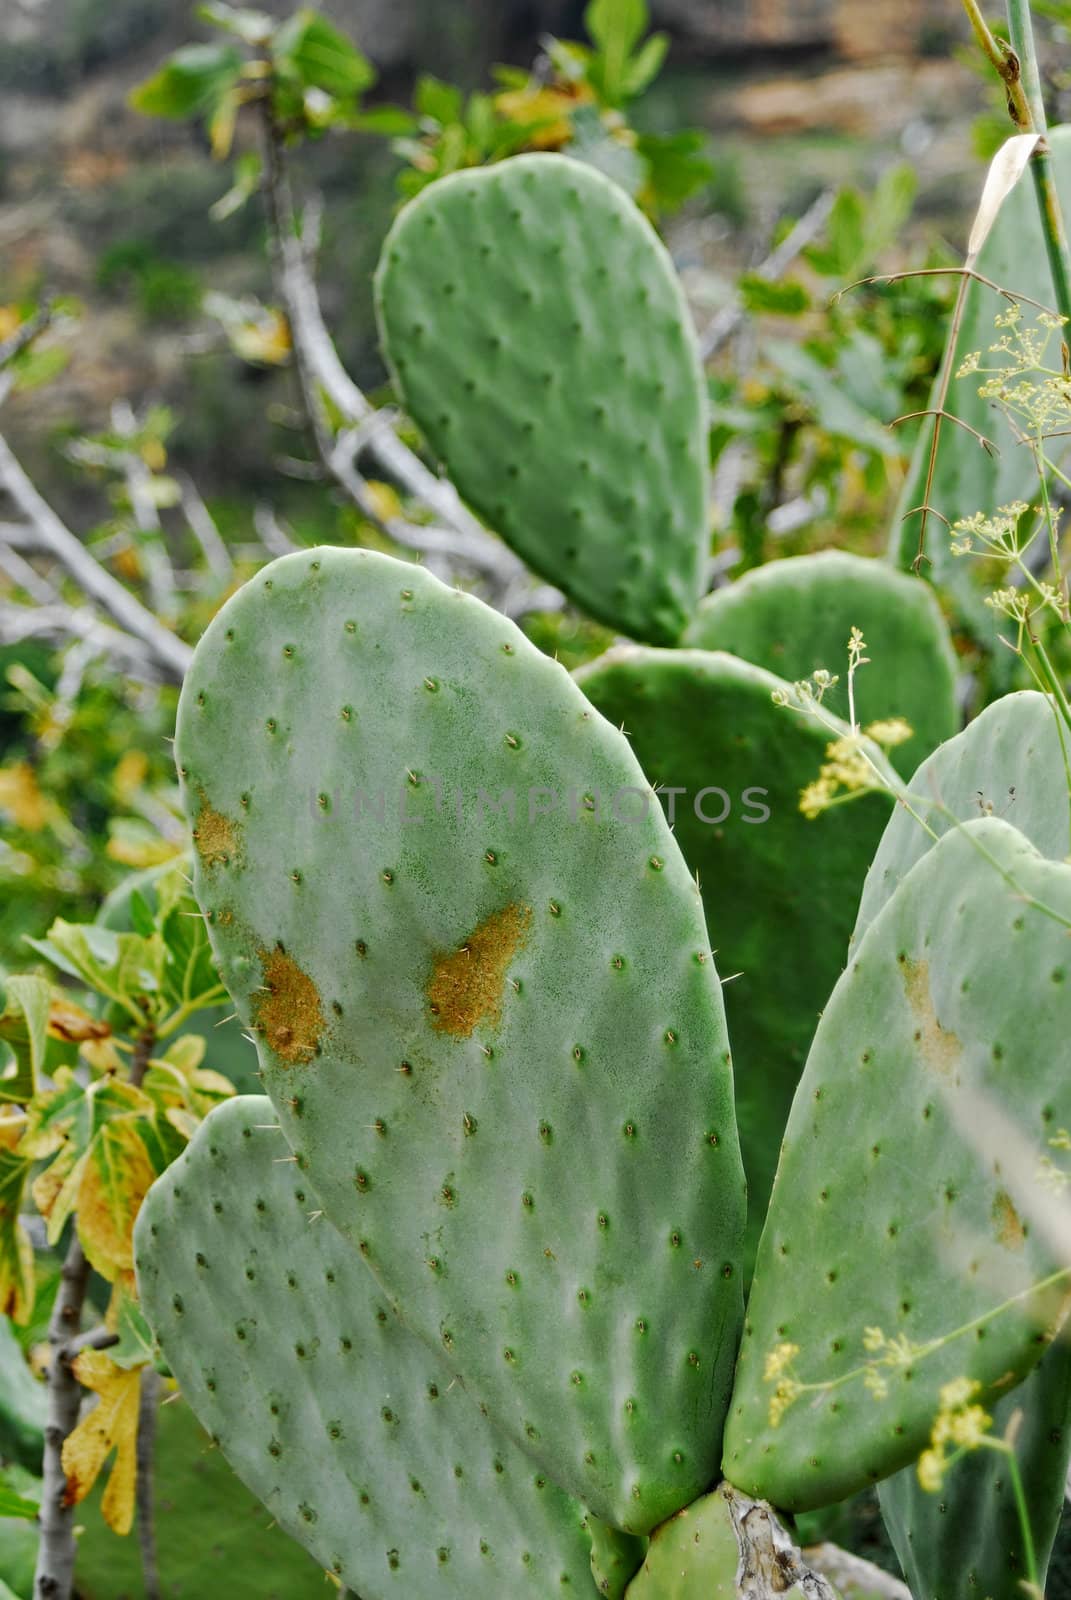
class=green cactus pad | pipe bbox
[853,689,1071,944]
[724,816,1071,1511]
[586,1517,647,1599]
[135,1096,600,1598]
[174,547,745,1534]
[623,1484,837,1600]
[575,646,892,1270]
[682,552,958,779]
[878,1340,1071,1600]
[888,129,1071,628]
[375,153,709,645]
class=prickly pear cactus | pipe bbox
[853,689,1071,944]
[855,689,1071,1598]
[878,1342,1071,1600]
[682,552,957,779]
[624,1484,838,1600]
[135,1095,601,1599]
[173,547,745,1534]
[724,817,1071,1511]
[576,646,892,1270]
[375,154,709,645]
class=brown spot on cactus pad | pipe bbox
[426,904,532,1038]
[193,790,241,868]
[254,945,324,1064]
[991,1189,1026,1251]
[900,956,961,1078]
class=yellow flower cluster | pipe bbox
[916,1377,992,1493]
[763,1342,802,1428]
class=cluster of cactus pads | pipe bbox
[136,154,1071,1599]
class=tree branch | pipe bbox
[136,1369,162,1600]
[0,303,54,371]
[111,400,177,620]
[34,1237,90,1600]
[803,1543,912,1600]
[256,105,529,593]
[0,410,191,683]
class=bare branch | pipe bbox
[34,1237,90,1600]
[256,109,522,588]
[699,190,835,360]
[803,1544,912,1600]
[111,400,177,619]
[137,1369,162,1600]
[0,413,191,683]
[0,302,53,370]
[178,472,233,588]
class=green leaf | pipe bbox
[12,345,70,394]
[0,1484,38,1521]
[108,1295,157,1370]
[621,31,668,98]
[0,976,50,1104]
[350,105,420,137]
[414,74,463,127]
[636,130,713,214]
[585,0,649,103]
[197,1,274,43]
[273,9,375,98]
[25,922,165,1022]
[737,274,811,316]
[130,43,243,122]
[585,0,648,59]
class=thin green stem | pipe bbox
[981,1437,1039,1589]
[1006,0,1071,324]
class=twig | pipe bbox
[256,106,522,588]
[0,302,53,371]
[253,501,297,556]
[803,1543,912,1600]
[111,400,177,620]
[0,412,191,682]
[66,1326,120,1357]
[136,1369,162,1600]
[699,190,835,360]
[0,539,60,605]
[178,472,233,588]
[0,601,160,679]
[34,1237,90,1600]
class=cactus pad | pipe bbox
[135,1096,600,1598]
[174,547,745,1533]
[853,689,1071,944]
[576,646,891,1269]
[878,1341,1071,1600]
[682,552,957,778]
[724,817,1071,1511]
[375,154,709,644]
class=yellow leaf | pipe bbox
[494,83,590,148]
[164,1107,200,1142]
[0,1147,34,1323]
[0,306,22,341]
[161,1035,206,1076]
[0,763,51,831]
[139,439,167,473]
[228,308,291,366]
[34,1143,88,1244]
[364,479,403,524]
[77,1122,156,1282]
[62,1349,142,1534]
[81,1036,124,1073]
[113,751,149,801]
[105,834,182,869]
[190,1068,235,1100]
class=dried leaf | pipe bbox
[62,1349,142,1534]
